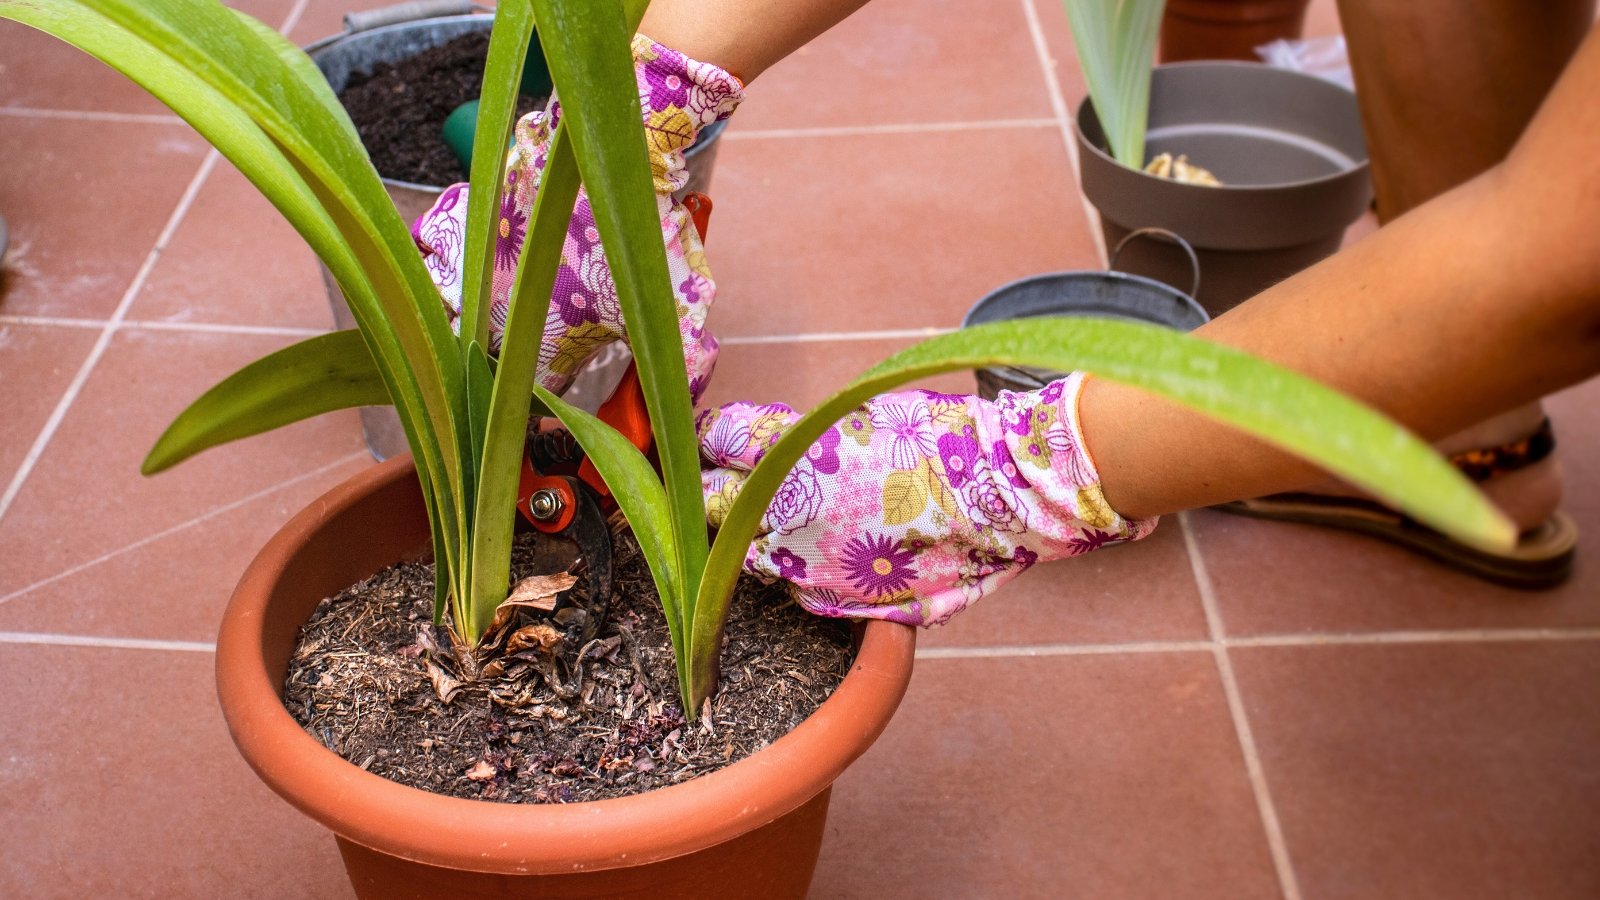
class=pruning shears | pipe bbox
[513,192,714,643]
[516,362,650,644]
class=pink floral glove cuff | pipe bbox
[412,34,744,403]
[699,373,1158,627]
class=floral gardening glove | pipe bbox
[698,373,1158,626]
[412,35,743,403]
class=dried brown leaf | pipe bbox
[507,623,564,654]
[465,760,496,781]
[425,659,464,705]
[505,573,578,611]
[480,573,580,648]
[413,625,442,656]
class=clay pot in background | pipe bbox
[1159,0,1314,62]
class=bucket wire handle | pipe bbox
[342,0,490,33]
[1109,227,1201,300]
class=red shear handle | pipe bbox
[578,362,653,498]
[683,192,712,241]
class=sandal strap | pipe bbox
[1449,417,1555,482]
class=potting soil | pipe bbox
[338,30,548,186]
[284,529,854,804]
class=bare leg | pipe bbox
[1081,22,1600,521]
[1311,0,1596,532]
[1338,0,1595,222]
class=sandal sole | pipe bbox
[1215,494,1578,590]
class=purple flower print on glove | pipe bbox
[770,547,808,581]
[698,373,1157,627]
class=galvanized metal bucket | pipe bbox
[305,1,729,459]
[963,229,1210,400]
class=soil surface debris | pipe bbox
[285,529,854,804]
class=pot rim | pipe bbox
[961,268,1209,330]
[216,456,916,876]
[1074,60,1369,194]
[303,11,727,197]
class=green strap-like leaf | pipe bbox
[0,1,441,495]
[84,0,465,499]
[462,341,495,522]
[532,386,688,699]
[688,318,1516,705]
[458,0,537,350]
[464,124,580,637]
[531,0,710,641]
[1064,0,1164,167]
[229,7,356,135]
[465,0,657,641]
[142,330,389,474]
[14,0,468,612]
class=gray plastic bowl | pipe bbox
[1076,61,1371,317]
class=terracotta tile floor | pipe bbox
[3,1,1598,897]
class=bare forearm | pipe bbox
[639,0,873,82]
[1085,24,1600,520]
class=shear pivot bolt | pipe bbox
[529,489,565,522]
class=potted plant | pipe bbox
[4,0,1513,896]
[1066,0,1372,316]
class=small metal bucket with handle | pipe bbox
[963,228,1210,400]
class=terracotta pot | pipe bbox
[1159,0,1313,63]
[216,456,917,899]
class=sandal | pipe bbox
[1217,418,1579,589]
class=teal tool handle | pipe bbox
[441,36,552,171]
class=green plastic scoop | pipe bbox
[441,34,553,171]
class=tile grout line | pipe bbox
[4,316,940,344]
[1231,627,1600,647]
[0,451,370,609]
[0,314,331,338]
[910,627,1600,660]
[0,149,222,526]
[125,319,331,338]
[1180,511,1305,900]
[918,641,1214,660]
[0,315,105,330]
[0,107,187,125]
[0,632,216,653]
[720,327,955,345]
[724,118,1057,140]
[1017,0,1108,267]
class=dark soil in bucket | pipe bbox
[337,30,547,186]
[284,529,854,804]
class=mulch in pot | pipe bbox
[337,30,547,186]
[284,528,855,804]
